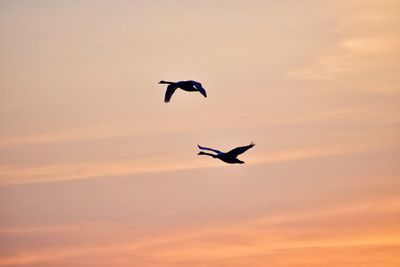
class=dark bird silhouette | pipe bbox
[159,80,207,103]
[197,142,255,164]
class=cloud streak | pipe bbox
[287,0,400,92]
[1,194,399,266]
[0,141,394,185]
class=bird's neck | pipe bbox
[199,152,217,158]
[160,80,174,84]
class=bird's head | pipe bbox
[159,80,167,84]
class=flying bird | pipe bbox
[197,142,255,164]
[159,80,207,103]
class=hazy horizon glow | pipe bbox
[1,0,399,266]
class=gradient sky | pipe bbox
[1,0,400,266]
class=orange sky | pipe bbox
[0,0,399,266]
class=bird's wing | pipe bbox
[197,144,223,155]
[192,81,207,98]
[164,84,178,103]
[226,142,255,157]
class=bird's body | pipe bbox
[197,142,255,164]
[159,80,207,103]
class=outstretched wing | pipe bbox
[164,84,178,103]
[226,142,255,157]
[192,81,207,98]
[197,144,223,155]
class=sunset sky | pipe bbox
[1,0,400,266]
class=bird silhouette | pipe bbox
[197,142,255,164]
[159,80,207,103]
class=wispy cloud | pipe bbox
[287,0,400,93]
[0,123,192,148]
[1,195,399,266]
[0,141,395,185]
[0,125,132,148]
[1,105,396,150]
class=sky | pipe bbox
[0,0,399,266]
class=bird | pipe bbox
[197,142,255,164]
[158,80,207,103]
